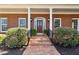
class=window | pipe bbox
[72,18,78,30]
[18,18,26,28]
[0,18,8,32]
[54,18,61,28]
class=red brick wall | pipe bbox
[0,14,28,28]
[53,14,72,28]
[0,14,79,33]
[53,14,79,29]
[0,14,28,33]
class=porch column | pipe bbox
[28,8,31,37]
[49,8,52,38]
[77,19,79,31]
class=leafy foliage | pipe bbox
[5,28,28,48]
[31,29,37,36]
[53,27,79,47]
[43,29,49,35]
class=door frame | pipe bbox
[34,17,46,32]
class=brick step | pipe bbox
[29,43,51,44]
[30,40,50,41]
[29,42,52,44]
[29,44,52,46]
[30,41,50,43]
[29,43,52,45]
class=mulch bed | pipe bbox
[0,46,27,55]
[54,44,79,55]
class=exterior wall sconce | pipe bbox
[48,19,50,22]
[31,19,32,22]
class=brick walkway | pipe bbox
[23,35,60,55]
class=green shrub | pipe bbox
[5,35,18,48]
[53,27,79,47]
[31,29,37,36]
[0,34,6,45]
[43,29,49,35]
[5,28,28,48]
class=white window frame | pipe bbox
[72,18,79,31]
[54,18,62,28]
[18,17,26,28]
[0,17,8,32]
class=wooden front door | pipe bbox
[37,20,43,33]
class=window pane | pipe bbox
[1,19,8,31]
[2,19,7,24]
[72,20,78,30]
[2,25,7,31]
[19,18,26,27]
[54,19,60,28]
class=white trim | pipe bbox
[72,18,79,19]
[54,18,62,28]
[28,8,31,31]
[49,8,52,31]
[1,17,7,19]
[34,17,46,31]
[0,12,49,14]
[18,17,26,28]
[0,4,79,9]
[1,12,79,14]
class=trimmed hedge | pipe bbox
[5,28,28,48]
[53,27,79,47]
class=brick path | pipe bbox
[23,35,60,55]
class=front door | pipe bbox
[37,20,43,33]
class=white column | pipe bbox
[77,19,79,31]
[28,8,31,37]
[49,8,52,38]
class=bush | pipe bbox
[31,29,37,36]
[43,29,49,35]
[5,28,28,48]
[53,27,79,47]
[0,34,6,46]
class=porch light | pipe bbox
[48,19,50,22]
[31,19,32,22]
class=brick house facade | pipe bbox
[0,4,79,37]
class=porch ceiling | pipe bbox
[31,8,49,12]
[0,8,28,12]
[0,8,79,14]
[53,9,79,14]
[53,9,79,12]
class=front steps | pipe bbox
[29,35,52,46]
[23,35,60,55]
